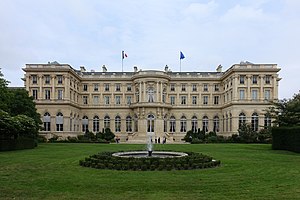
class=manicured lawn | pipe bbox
[0,143,299,200]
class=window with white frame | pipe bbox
[127,84,132,91]
[56,112,64,131]
[32,75,37,84]
[104,83,109,91]
[192,84,197,92]
[181,96,187,105]
[181,84,186,92]
[180,116,187,132]
[265,75,271,84]
[240,75,245,84]
[45,89,51,100]
[82,116,88,132]
[203,96,208,105]
[239,89,245,100]
[192,96,197,105]
[213,116,219,132]
[32,89,38,100]
[170,116,176,132]
[126,96,132,105]
[239,113,246,129]
[203,84,208,92]
[252,89,258,100]
[264,89,271,100]
[57,89,63,100]
[191,116,198,132]
[214,96,219,105]
[115,96,121,105]
[94,84,99,91]
[104,115,110,129]
[44,75,50,84]
[93,96,99,105]
[104,96,110,105]
[170,96,175,105]
[126,116,132,132]
[115,116,121,132]
[170,84,175,92]
[115,84,121,92]
[57,75,63,84]
[43,112,51,131]
[93,116,99,132]
[251,113,259,131]
[252,75,258,84]
[83,96,88,104]
[202,116,208,133]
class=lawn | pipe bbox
[0,143,299,200]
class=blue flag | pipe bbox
[180,51,185,59]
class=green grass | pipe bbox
[0,143,300,200]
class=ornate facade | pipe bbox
[23,62,280,142]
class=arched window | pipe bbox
[170,116,176,132]
[104,115,110,129]
[252,113,259,131]
[225,114,228,132]
[82,116,88,132]
[147,88,155,103]
[163,115,167,132]
[43,112,51,131]
[147,114,155,132]
[213,116,219,132]
[264,114,271,128]
[126,116,132,132]
[134,114,138,132]
[70,113,73,132]
[56,112,63,131]
[239,113,246,129]
[115,116,121,132]
[202,116,208,133]
[191,116,198,133]
[93,116,99,132]
[180,116,187,132]
[229,113,232,131]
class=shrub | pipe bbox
[272,126,300,153]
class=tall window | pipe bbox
[264,90,271,100]
[45,89,51,100]
[104,96,110,105]
[43,112,51,131]
[170,96,175,105]
[148,88,154,102]
[127,84,132,91]
[180,116,187,132]
[170,116,176,132]
[225,114,228,132]
[170,84,175,92]
[44,75,50,84]
[192,96,197,105]
[93,116,99,132]
[239,89,245,100]
[134,115,138,132]
[202,116,208,133]
[104,83,110,91]
[82,116,88,132]
[252,75,258,84]
[147,114,155,132]
[126,96,132,105]
[203,84,208,92]
[32,89,38,100]
[264,114,271,128]
[115,96,121,105]
[251,113,259,131]
[56,112,63,131]
[57,75,63,84]
[192,84,197,92]
[191,116,198,133]
[93,96,99,105]
[104,115,110,129]
[83,84,88,91]
[94,84,99,91]
[239,113,246,129]
[181,96,187,105]
[252,90,258,100]
[32,75,37,84]
[265,75,271,84]
[213,116,219,132]
[115,116,121,132]
[57,89,63,100]
[203,96,208,105]
[163,115,167,132]
[83,96,88,104]
[115,84,121,92]
[214,84,219,91]
[181,84,186,92]
[126,116,132,132]
[229,113,232,131]
[240,75,245,84]
[214,96,219,105]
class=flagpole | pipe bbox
[180,59,181,72]
[122,51,124,72]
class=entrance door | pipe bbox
[147,114,155,133]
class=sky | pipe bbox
[0,0,299,99]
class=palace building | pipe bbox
[23,61,281,142]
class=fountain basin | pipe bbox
[112,151,188,158]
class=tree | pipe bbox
[238,123,257,143]
[268,91,300,127]
[0,69,11,112]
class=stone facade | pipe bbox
[23,62,281,142]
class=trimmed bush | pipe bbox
[272,126,300,153]
[79,151,221,171]
[0,138,36,151]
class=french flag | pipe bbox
[122,51,128,59]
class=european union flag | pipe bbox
[180,51,185,59]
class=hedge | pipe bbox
[272,126,300,153]
[0,138,36,151]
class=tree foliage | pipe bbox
[267,91,300,127]
[0,69,40,140]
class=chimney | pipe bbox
[164,65,169,72]
[80,66,86,72]
[102,65,107,72]
[134,66,138,72]
[216,64,222,72]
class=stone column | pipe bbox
[51,75,55,100]
[38,74,43,99]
